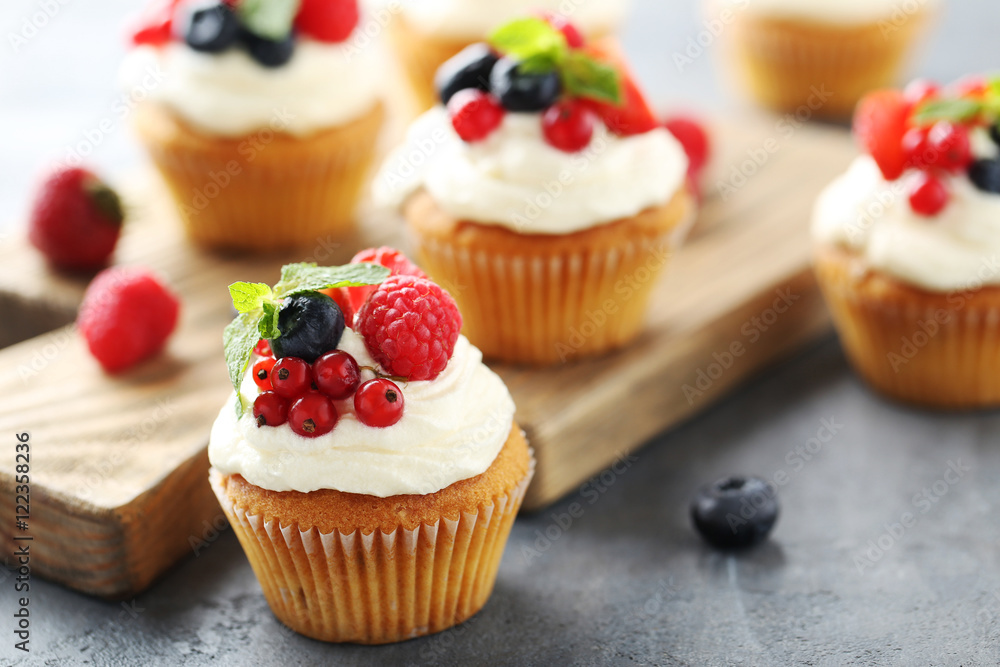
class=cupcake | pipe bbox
[375,17,695,365]
[812,78,1000,408]
[389,1,628,109]
[122,0,384,251]
[709,0,938,118]
[209,251,533,643]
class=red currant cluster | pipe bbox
[250,339,405,437]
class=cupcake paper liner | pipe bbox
[134,102,385,252]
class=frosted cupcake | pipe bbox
[390,0,628,109]
[709,0,938,118]
[123,0,384,250]
[813,78,1000,408]
[209,252,533,643]
[375,17,694,365]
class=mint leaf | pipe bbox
[489,17,567,71]
[273,262,390,298]
[913,98,983,125]
[237,0,301,41]
[229,282,273,314]
[258,302,280,340]
[561,51,622,105]
[224,312,261,417]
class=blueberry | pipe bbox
[969,159,1000,194]
[242,29,295,68]
[269,293,345,363]
[989,124,1000,147]
[184,3,240,53]
[690,476,779,550]
[435,43,499,105]
[489,57,562,112]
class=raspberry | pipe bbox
[329,247,429,324]
[77,267,180,373]
[295,0,358,43]
[356,276,462,381]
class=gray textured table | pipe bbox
[3,1,1000,665]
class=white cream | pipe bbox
[209,329,515,497]
[812,155,1000,292]
[714,0,939,24]
[374,108,688,234]
[120,39,382,137]
[397,0,627,40]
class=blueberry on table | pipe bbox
[690,476,779,550]
[242,30,296,68]
[268,293,345,363]
[968,159,1000,194]
[489,57,562,112]
[184,3,241,53]
[435,43,500,105]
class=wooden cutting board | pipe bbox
[0,116,858,599]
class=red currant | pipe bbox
[354,379,404,428]
[909,172,949,217]
[254,338,272,357]
[927,122,972,173]
[289,392,339,437]
[252,357,277,391]
[902,127,932,169]
[539,11,585,48]
[253,391,289,428]
[448,89,505,142]
[664,115,711,175]
[903,79,940,107]
[542,100,595,153]
[270,357,313,399]
[313,350,361,400]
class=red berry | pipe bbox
[854,90,910,181]
[902,126,932,169]
[252,357,277,391]
[28,166,124,270]
[908,172,949,217]
[542,100,596,152]
[333,247,429,321]
[926,121,972,173]
[952,75,988,98]
[288,392,339,437]
[77,267,180,373]
[448,89,505,142]
[270,357,313,399]
[253,391,289,428]
[295,0,358,43]
[663,115,711,175]
[586,74,659,136]
[354,379,405,428]
[130,0,181,47]
[539,12,584,48]
[357,275,462,381]
[903,79,940,108]
[254,338,272,357]
[313,350,361,400]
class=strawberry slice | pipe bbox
[854,90,910,181]
[582,41,658,136]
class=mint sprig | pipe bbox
[223,262,390,416]
[236,0,301,41]
[912,98,984,125]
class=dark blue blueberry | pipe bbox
[690,476,779,550]
[435,43,500,105]
[184,3,241,53]
[242,30,296,68]
[269,293,345,363]
[489,57,561,112]
[969,159,1000,194]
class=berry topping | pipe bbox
[294,0,358,43]
[587,73,658,136]
[242,30,295,68]
[664,115,711,176]
[252,357,277,390]
[77,267,180,373]
[542,100,595,152]
[854,89,910,181]
[28,166,124,271]
[254,338,272,357]
[253,391,289,427]
[435,43,500,105]
[131,0,181,47]
[968,159,1000,194]
[354,379,405,428]
[489,57,562,112]
[903,78,940,107]
[184,2,241,53]
[926,121,972,173]
[268,292,345,362]
[330,247,429,321]
[448,88,506,142]
[313,350,361,400]
[908,172,950,217]
[288,392,338,437]
[902,126,932,169]
[538,12,584,48]
[690,476,779,550]
[270,357,314,399]
[357,275,462,381]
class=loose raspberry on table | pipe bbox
[356,276,462,381]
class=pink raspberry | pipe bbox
[356,276,462,381]
[341,247,428,322]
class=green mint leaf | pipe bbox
[273,262,390,298]
[224,312,262,417]
[518,53,561,75]
[229,282,273,314]
[561,51,623,105]
[258,302,281,340]
[913,98,983,125]
[236,0,301,41]
[489,17,567,70]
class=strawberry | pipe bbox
[28,167,124,271]
[853,90,910,181]
[664,115,711,175]
[582,42,658,136]
[130,0,182,47]
[295,0,359,43]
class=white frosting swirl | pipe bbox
[120,39,382,137]
[374,108,688,234]
[712,0,939,24]
[812,152,1000,292]
[208,329,516,497]
[398,0,627,39]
